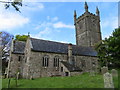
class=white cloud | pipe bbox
[101,16,118,29]
[35,21,53,30]
[37,3,44,9]
[0,13,29,31]
[52,17,58,22]
[31,27,52,40]
[58,40,69,44]
[21,2,44,11]
[38,27,51,35]
[0,4,30,31]
[32,16,74,41]
[101,16,118,39]
[46,16,58,22]
[31,30,70,44]
[24,0,119,2]
[35,17,74,30]
[34,16,59,30]
[53,22,74,29]
[0,2,44,31]
[47,16,50,20]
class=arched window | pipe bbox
[53,56,59,67]
[18,56,21,61]
[42,55,49,67]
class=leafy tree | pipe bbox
[0,0,22,12]
[95,28,120,68]
[107,28,120,66]
[15,35,28,41]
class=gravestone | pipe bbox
[16,72,20,80]
[90,63,96,76]
[4,68,8,78]
[30,76,33,80]
[111,69,118,77]
[103,72,114,88]
[90,70,95,76]
[101,66,108,74]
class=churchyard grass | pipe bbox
[2,72,118,88]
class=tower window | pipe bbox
[42,55,49,67]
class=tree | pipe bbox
[0,31,13,74]
[0,32,13,47]
[95,39,110,67]
[95,28,120,68]
[15,34,28,41]
[107,28,120,66]
[0,0,22,12]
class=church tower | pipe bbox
[74,2,102,47]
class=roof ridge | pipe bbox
[30,37,74,45]
[30,37,94,49]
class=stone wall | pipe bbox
[9,36,98,79]
[23,51,68,78]
[22,37,32,78]
[75,11,101,47]
[70,72,82,76]
[22,50,98,78]
[9,54,24,77]
[75,56,98,72]
[9,50,98,79]
[60,62,70,76]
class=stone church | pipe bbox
[7,2,102,79]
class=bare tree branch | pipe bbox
[0,0,22,12]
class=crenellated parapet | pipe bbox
[75,12,100,24]
[74,2,102,47]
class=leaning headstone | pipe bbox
[111,69,118,77]
[4,68,8,78]
[4,73,7,79]
[8,78,11,88]
[16,72,20,80]
[30,76,33,80]
[101,66,108,74]
[103,72,114,88]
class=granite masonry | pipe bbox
[7,2,102,79]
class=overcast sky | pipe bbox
[0,1,118,44]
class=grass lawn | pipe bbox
[2,72,118,88]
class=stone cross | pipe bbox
[111,69,118,77]
[101,66,108,74]
[103,72,114,88]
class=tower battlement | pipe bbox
[74,2,102,47]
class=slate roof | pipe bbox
[13,41,25,54]
[12,38,97,56]
[61,61,82,72]
[30,38,97,56]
